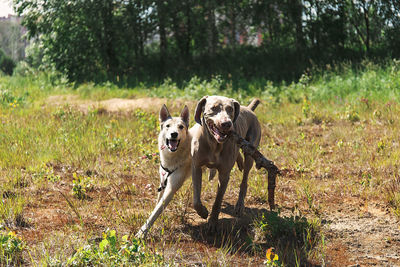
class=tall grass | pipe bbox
[3,60,399,104]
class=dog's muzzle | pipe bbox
[166,138,180,152]
[206,120,231,143]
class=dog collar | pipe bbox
[157,164,177,192]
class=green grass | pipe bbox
[0,61,399,265]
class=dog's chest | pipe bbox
[203,143,234,169]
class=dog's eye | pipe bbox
[179,125,184,130]
[226,106,233,113]
[211,106,219,112]
[166,124,170,128]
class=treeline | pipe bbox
[14,0,400,85]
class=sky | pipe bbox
[0,0,15,17]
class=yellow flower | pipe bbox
[266,247,279,262]
[8,231,16,237]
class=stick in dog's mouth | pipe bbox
[166,138,180,152]
[207,121,229,143]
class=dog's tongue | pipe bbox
[168,140,179,151]
[214,127,227,141]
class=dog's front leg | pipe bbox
[136,183,178,238]
[192,165,208,219]
[208,170,230,233]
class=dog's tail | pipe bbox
[248,98,261,111]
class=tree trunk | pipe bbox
[157,0,167,76]
[291,0,305,52]
[362,0,370,53]
[206,0,217,57]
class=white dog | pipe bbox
[136,104,192,238]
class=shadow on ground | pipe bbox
[182,203,321,266]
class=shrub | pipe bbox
[0,49,16,75]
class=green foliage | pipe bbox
[14,0,400,84]
[67,229,163,266]
[0,231,25,265]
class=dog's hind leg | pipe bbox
[234,154,254,217]
[236,153,244,171]
[208,169,217,181]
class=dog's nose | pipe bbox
[221,121,232,129]
[170,132,178,139]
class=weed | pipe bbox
[67,229,164,266]
[0,231,24,265]
[377,140,386,153]
[302,98,310,118]
[360,173,372,188]
[72,173,93,200]
[0,194,26,228]
[344,105,360,122]
[264,247,281,266]
[385,175,400,219]
[31,163,60,183]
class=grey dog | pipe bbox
[191,95,261,232]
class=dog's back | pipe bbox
[234,99,261,147]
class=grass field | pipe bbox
[0,61,399,266]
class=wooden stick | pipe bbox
[230,131,279,210]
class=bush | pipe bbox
[13,61,35,76]
[0,49,16,75]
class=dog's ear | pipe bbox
[159,104,171,123]
[232,100,240,123]
[180,105,189,128]
[194,96,208,125]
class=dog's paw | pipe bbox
[207,218,219,234]
[234,202,245,217]
[194,203,209,219]
[135,228,147,239]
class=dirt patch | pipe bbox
[324,200,400,266]
[46,95,193,114]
